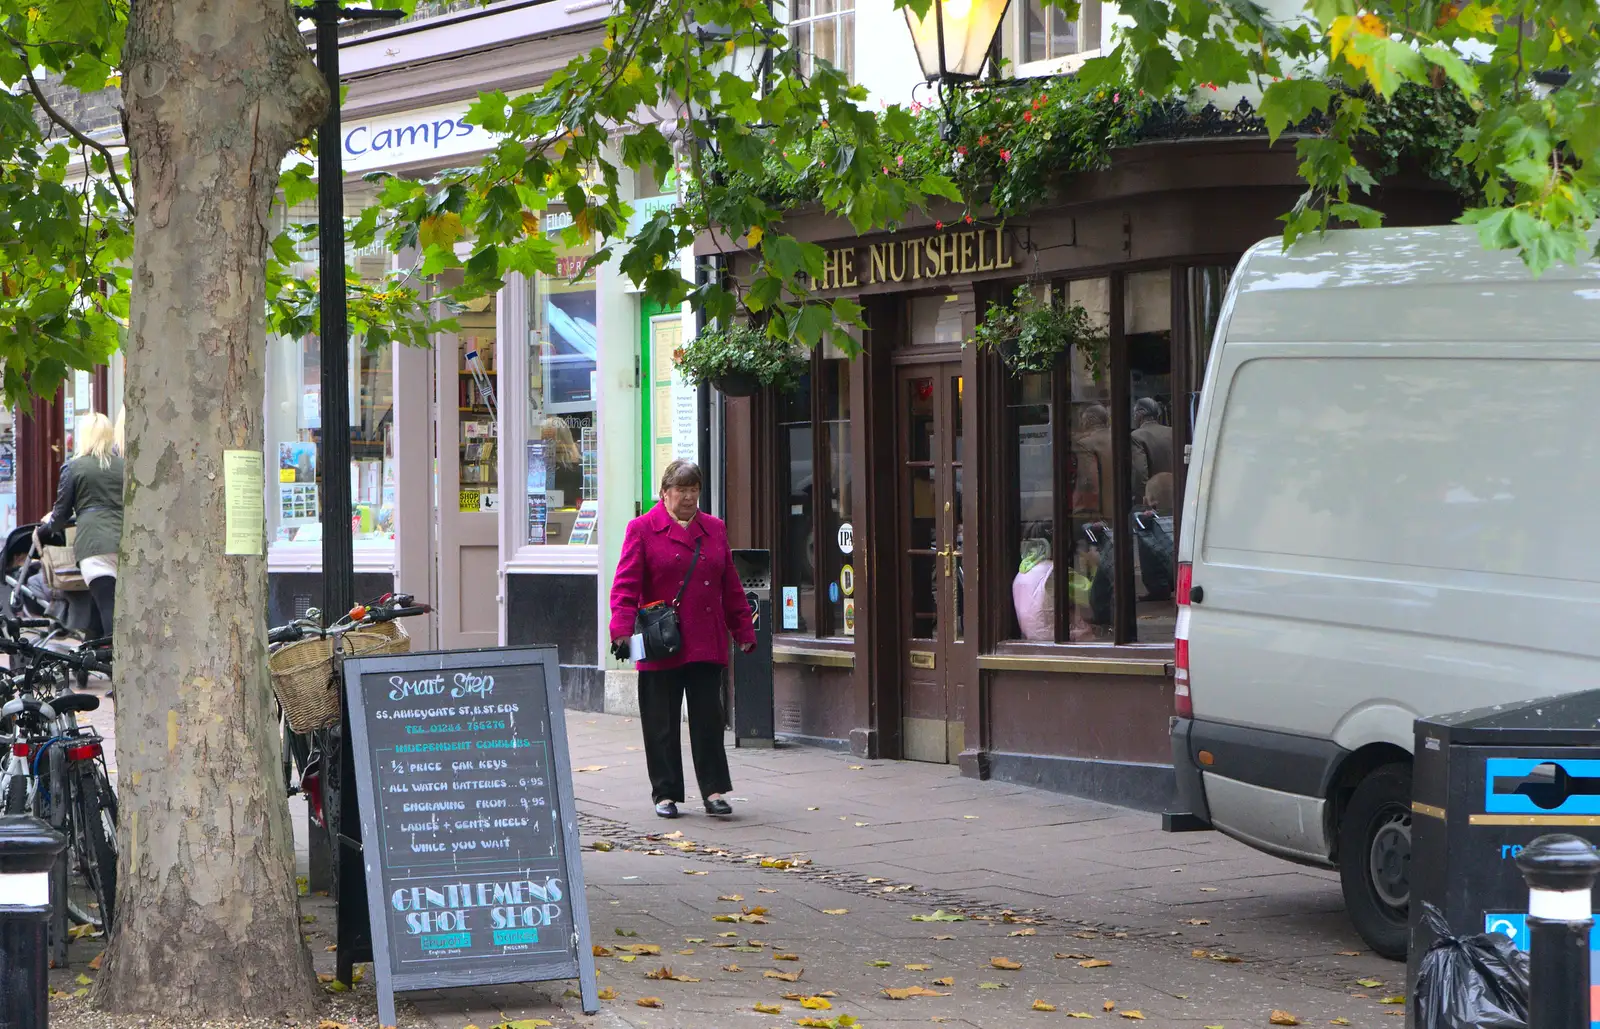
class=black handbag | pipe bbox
[633,540,701,661]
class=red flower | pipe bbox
[1023,112,1033,122]
[956,145,968,155]
[1000,149,1011,162]
[964,215,974,224]
[936,220,944,229]
[979,134,990,146]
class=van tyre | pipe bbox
[1338,763,1412,960]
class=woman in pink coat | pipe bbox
[610,460,756,819]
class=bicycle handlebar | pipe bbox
[368,604,430,623]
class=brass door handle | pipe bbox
[937,545,952,576]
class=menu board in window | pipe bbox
[343,647,600,1025]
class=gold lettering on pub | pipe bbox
[809,228,1014,291]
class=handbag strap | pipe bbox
[671,540,703,608]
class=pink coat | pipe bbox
[609,503,756,671]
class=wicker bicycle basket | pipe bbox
[342,619,411,659]
[268,636,338,733]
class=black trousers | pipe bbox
[637,662,732,804]
[88,576,115,640]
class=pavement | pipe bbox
[60,695,1414,1029]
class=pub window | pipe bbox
[789,0,856,82]
[1012,0,1102,75]
[1003,271,1198,646]
[776,345,854,640]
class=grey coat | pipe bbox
[49,455,125,562]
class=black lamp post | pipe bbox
[903,0,1013,139]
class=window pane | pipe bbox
[527,237,599,545]
[822,358,852,635]
[812,16,836,69]
[1010,371,1054,641]
[780,373,816,634]
[457,299,498,513]
[1125,271,1175,642]
[1066,277,1113,641]
[1081,0,1101,52]
[840,12,855,80]
[905,377,937,640]
[1183,266,1230,439]
[1050,2,1077,55]
[1023,0,1049,62]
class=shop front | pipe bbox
[714,137,1460,808]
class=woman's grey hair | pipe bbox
[659,459,703,495]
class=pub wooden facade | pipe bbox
[710,136,1461,809]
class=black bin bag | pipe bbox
[1413,902,1530,1029]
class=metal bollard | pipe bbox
[1515,833,1600,1029]
[0,816,68,1029]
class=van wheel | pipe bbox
[1338,763,1412,960]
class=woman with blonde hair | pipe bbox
[41,411,126,639]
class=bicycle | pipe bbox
[0,617,117,932]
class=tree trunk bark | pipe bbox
[99,0,327,1016]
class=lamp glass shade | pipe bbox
[904,0,1011,81]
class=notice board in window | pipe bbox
[343,646,599,1026]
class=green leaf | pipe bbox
[1420,44,1478,95]
[918,173,964,205]
[1258,79,1333,142]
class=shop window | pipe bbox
[1125,270,1174,642]
[776,348,854,639]
[778,374,815,634]
[789,0,856,81]
[525,237,599,546]
[1014,0,1101,73]
[266,313,397,551]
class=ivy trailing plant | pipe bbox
[673,322,808,395]
[696,76,1481,226]
[970,283,1109,377]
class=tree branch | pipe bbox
[11,45,137,217]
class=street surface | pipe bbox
[58,698,1412,1028]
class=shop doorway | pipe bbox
[896,363,972,762]
[435,295,501,649]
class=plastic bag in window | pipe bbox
[1413,902,1530,1029]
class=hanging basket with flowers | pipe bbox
[674,323,808,396]
[970,283,1108,378]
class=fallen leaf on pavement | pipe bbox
[722,964,741,972]
[686,937,706,943]
[1033,1000,1057,1012]
[905,964,931,971]
[1075,931,1100,939]
[808,806,820,811]
[933,976,955,986]
[912,910,965,922]
[1210,953,1243,964]
[575,765,607,773]
[1380,996,1405,1005]
[824,908,849,915]
[979,982,1008,990]
[616,928,639,937]
[1080,959,1112,969]
[801,996,832,1009]
[1103,1002,1116,1012]
[849,765,864,770]
[765,969,803,982]
[597,988,617,1000]
[88,953,104,971]
[1067,1014,1095,1020]
[753,1002,782,1015]
[869,960,892,967]
[719,894,744,902]
[1355,979,1383,989]
[1010,928,1037,937]
[618,955,637,963]
[718,931,740,937]
[1120,1013,1145,1022]
[1200,887,1218,892]
[774,953,800,961]
[589,840,614,852]
[1330,1021,1350,1026]
[866,877,887,884]
[854,822,870,827]
[644,966,699,982]
[1270,1013,1301,1026]
[643,849,665,856]
[1185,918,1210,926]
[1337,951,1362,957]
[1057,953,1091,960]
[619,944,661,955]
[635,997,663,1009]
[758,888,779,894]
[661,831,684,839]
[316,1022,344,1029]
[593,945,613,957]
[683,869,707,876]
[934,935,956,941]
[677,948,695,955]
[965,814,980,819]
[759,858,793,869]
[883,986,950,1000]
[498,1020,553,1028]
[991,957,1023,970]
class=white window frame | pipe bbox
[784,0,856,82]
[1009,0,1103,79]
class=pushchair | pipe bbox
[1,523,97,638]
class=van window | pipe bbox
[1204,357,1600,581]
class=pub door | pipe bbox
[896,363,973,762]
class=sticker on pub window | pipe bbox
[843,597,856,636]
[782,587,799,630]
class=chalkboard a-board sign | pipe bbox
[343,645,599,1026]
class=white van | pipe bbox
[1170,225,1600,960]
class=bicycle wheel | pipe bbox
[70,763,117,931]
[3,773,26,815]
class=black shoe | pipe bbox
[655,801,680,819]
[704,798,733,817]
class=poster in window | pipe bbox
[540,253,598,412]
[279,483,320,527]
[280,442,317,484]
[0,443,14,483]
[527,495,548,545]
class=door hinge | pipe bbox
[635,501,642,517]
[634,354,641,388]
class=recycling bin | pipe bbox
[730,549,773,748]
[1407,688,1600,1029]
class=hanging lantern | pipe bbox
[904,0,1013,83]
